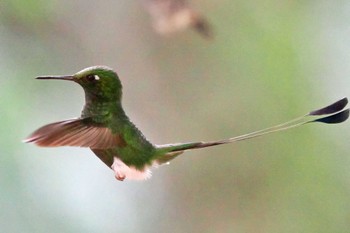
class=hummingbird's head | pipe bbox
[37,66,123,102]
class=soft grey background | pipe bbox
[1,1,350,232]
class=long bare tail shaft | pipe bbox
[158,98,349,153]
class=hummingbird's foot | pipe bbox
[115,173,126,181]
[111,157,153,181]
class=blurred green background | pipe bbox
[1,0,350,232]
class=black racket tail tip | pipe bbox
[309,97,348,116]
[313,108,350,124]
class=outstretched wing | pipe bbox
[90,148,115,167]
[24,118,125,149]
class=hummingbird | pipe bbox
[24,66,349,181]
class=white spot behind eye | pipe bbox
[94,75,100,80]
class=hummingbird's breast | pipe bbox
[82,100,157,168]
[81,101,112,122]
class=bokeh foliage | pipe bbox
[1,0,350,232]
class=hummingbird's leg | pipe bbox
[111,157,127,181]
[115,174,126,181]
[111,157,153,181]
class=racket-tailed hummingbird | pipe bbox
[24,66,349,181]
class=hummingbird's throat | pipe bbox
[81,99,124,121]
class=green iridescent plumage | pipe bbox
[25,66,349,181]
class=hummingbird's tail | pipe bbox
[156,98,349,157]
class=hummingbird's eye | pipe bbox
[86,75,100,82]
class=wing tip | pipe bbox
[22,136,36,144]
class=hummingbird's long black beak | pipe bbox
[36,75,74,81]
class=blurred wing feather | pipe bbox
[24,118,125,149]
